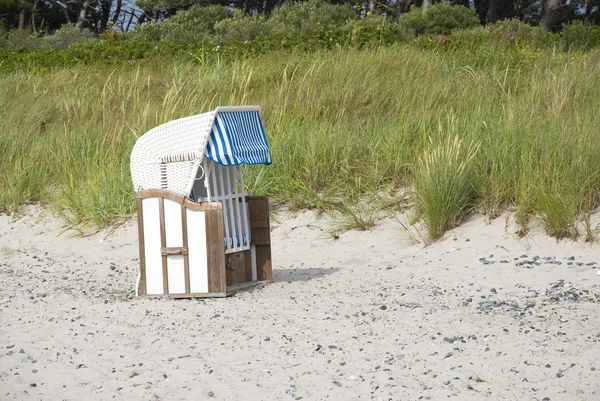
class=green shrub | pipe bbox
[128,21,163,43]
[268,0,357,36]
[345,15,414,47]
[0,26,8,48]
[452,19,558,49]
[561,20,600,51]
[214,12,273,43]
[131,5,233,44]
[3,25,95,50]
[41,24,95,50]
[399,2,480,35]
[6,29,40,49]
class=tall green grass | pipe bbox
[414,136,480,240]
[1,45,599,238]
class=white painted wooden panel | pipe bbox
[142,197,163,295]
[186,209,209,293]
[164,199,183,246]
[164,199,185,294]
[167,255,185,294]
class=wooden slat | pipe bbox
[136,189,225,212]
[205,206,226,293]
[247,196,272,282]
[136,198,147,296]
[256,246,272,282]
[226,250,252,285]
[158,197,169,294]
[181,205,191,294]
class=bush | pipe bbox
[345,15,414,47]
[3,25,95,50]
[399,3,480,35]
[449,19,559,53]
[214,12,273,43]
[131,5,233,44]
[0,26,8,48]
[41,24,95,50]
[6,29,39,49]
[561,20,600,51]
[268,0,357,36]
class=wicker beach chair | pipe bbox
[130,106,272,298]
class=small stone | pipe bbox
[520,255,528,258]
[545,364,551,368]
[29,383,36,388]
[208,391,215,397]
[19,349,24,353]
[380,305,387,310]
[32,369,37,373]
[6,345,15,349]
[490,288,497,294]
[443,336,457,344]
[567,256,575,261]
[339,362,346,366]
[264,337,270,342]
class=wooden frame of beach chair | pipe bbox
[130,106,272,297]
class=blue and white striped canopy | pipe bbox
[205,110,272,166]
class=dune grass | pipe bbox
[1,45,600,238]
[413,136,480,240]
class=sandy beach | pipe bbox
[1,207,599,401]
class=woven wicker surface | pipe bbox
[130,112,216,196]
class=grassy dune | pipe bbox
[1,45,599,238]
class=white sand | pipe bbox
[1,207,599,400]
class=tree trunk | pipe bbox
[111,0,122,24]
[76,0,92,29]
[584,0,598,24]
[100,0,111,32]
[18,0,26,30]
[18,10,25,29]
[393,0,406,21]
[540,0,561,31]
[486,0,497,23]
[125,9,136,31]
[422,0,430,12]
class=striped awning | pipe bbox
[205,109,272,166]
